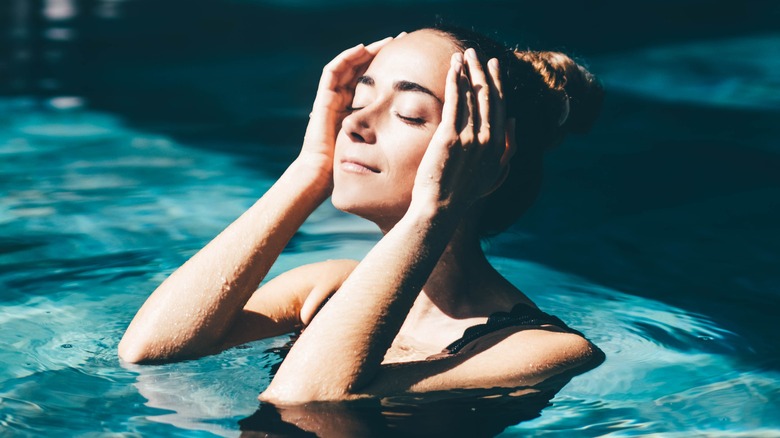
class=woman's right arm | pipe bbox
[118,39,391,364]
[118,159,329,363]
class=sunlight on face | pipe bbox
[331,30,458,230]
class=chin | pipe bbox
[331,188,409,229]
[330,191,359,215]
[331,191,380,219]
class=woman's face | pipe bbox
[331,30,458,230]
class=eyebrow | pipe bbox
[357,75,442,104]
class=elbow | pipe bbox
[117,336,168,364]
[118,338,149,364]
[258,390,356,406]
[118,320,158,364]
[118,335,207,364]
[259,380,358,405]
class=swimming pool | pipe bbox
[2,1,780,435]
[1,90,778,435]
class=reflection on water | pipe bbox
[595,34,780,110]
[239,388,557,438]
[3,0,130,107]
[0,105,778,435]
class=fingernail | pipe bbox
[489,58,499,70]
[466,48,477,59]
[452,55,463,73]
[368,37,391,46]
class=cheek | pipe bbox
[397,130,435,171]
[399,149,426,177]
[334,128,348,154]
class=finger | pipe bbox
[317,44,373,94]
[396,31,408,39]
[311,44,376,120]
[308,45,364,127]
[486,57,508,164]
[464,48,491,144]
[440,52,463,131]
[365,36,393,55]
[458,63,476,145]
[307,42,383,147]
[487,57,505,130]
[339,36,393,86]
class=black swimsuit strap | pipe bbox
[444,303,576,355]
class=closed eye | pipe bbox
[397,113,426,126]
[346,106,426,126]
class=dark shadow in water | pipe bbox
[239,387,556,438]
[239,341,604,437]
[489,92,780,366]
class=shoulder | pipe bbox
[445,326,602,389]
[359,326,601,398]
[488,327,602,382]
[246,259,359,326]
[266,258,359,287]
[294,259,360,326]
[221,259,359,349]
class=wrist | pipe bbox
[284,158,333,201]
[406,193,468,229]
[399,200,461,241]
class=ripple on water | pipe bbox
[2,252,771,436]
[1,106,778,435]
[491,257,779,435]
[594,33,780,110]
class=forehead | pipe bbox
[363,30,458,99]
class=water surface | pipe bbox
[1,103,778,436]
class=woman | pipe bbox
[119,25,605,405]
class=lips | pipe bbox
[339,158,380,174]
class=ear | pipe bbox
[481,118,517,197]
[502,117,517,167]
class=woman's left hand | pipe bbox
[410,48,513,218]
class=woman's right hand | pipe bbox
[299,37,395,188]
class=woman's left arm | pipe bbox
[260,49,511,403]
[261,192,457,403]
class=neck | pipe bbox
[409,221,497,319]
[375,209,518,326]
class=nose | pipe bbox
[342,109,376,144]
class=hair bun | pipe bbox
[514,50,604,135]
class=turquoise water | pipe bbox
[1,99,778,435]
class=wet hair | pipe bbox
[425,25,604,236]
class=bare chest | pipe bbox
[382,340,441,364]
[381,317,489,364]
